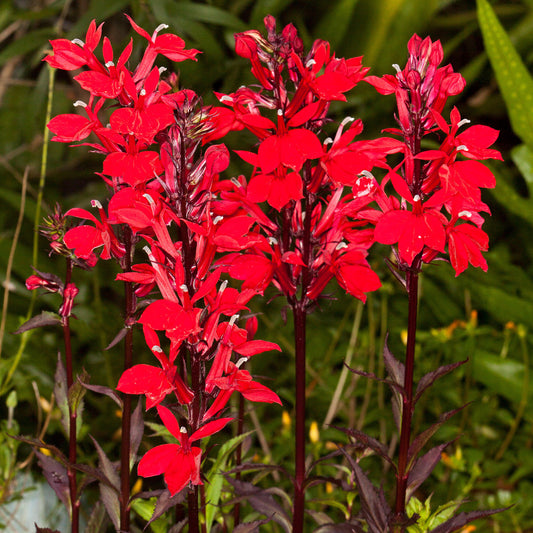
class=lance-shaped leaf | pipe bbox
[13,312,61,334]
[89,436,120,531]
[234,518,272,533]
[35,451,70,511]
[429,506,510,533]
[80,382,123,409]
[414,360,467,404]
[69,369,89,429]
[84,501,107,533]
[333,426,395,469]
[406,440,453,502]
[478,0,533,149]
[54,356,69,436]
[407,407,465,467]
[130,399,144,470]
[340,448,391,533]
[141,488,187,528]
[225,478,292,533]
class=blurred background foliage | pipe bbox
[0,0,532,530]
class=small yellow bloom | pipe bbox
[282,410,291,430]
[39,447,52,457]
[131,478,143,495]
[325,482,334,494]
[458,526,476,533]
[309,421,320,444]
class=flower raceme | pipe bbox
[365,34,501,276]
[42,15,283,500]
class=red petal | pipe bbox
[138,444,178,477]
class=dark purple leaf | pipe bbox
[234,518,271,532]
[146,489,187,527]
[35,526,61,533]
[346,366,405,397]
[130,399,144,466]
[406,441,452,501]
[408,407,464,464]
[384,258,407,290]
[414,360,467,404]
[68,369,89,418]
[226,478,292,533]
[84,501,107,533]
[81,382,123,408]
[105,327,129,350]
[13,312,61,334]
[315,524,363,533]
[429,507,510,533]
[36,451,70,510]
[340,449,391,533]
[89,435,120,491]
[383,337,404,387]
[333,427,395,469]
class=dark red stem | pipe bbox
[188,487,200,533]
[393,269,419,529]
[292,302,307,533]
[120,228,135,532]
[62,258,79,533]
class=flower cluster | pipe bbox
[211,16,382,307]
[43,17,281,496]
[365,34,501,276]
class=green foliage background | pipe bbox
[0,0,532,530]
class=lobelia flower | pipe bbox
[137,405,232,495]
[364,34,501,276]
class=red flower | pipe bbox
[137,405,232,495]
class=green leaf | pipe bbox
[130,498,168,533]
[205,431,253,533]
[511,144,533,196]
[477,0,533,149]
[314,0,360,48]
[472,350,532,410]
[0,28,54,65]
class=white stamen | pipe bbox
[218,280,228,293]
[392,64,402,74]
[236,357,248,368]
[458,210,472,218]
[159,67,167,74]
[229,314,239,327]
[91,199,103,209]
[306,58,316,68]
[143,245,151,256]
[105,61,115,68]
[413,194,421,202]
[220,95,233,103]
[140,89,146,96]
[457,118,471,128]
[71,39,84,46]
[324,137,333,145]
[152,345,163,353]
[231,177,242,188]
[360,170,375,180]
[336,241,348,250]
[341,116,355,127]
[73,100,87,108]
[456,145,469,152]
[213,216,224,225]
[143,193,155,206]
[180,426,187,434]
[268,237,278,246]
[277,109,283,116]
[180,284,189,292]
[155,23,169,34]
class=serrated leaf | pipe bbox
[429,506,509,533]
[13,312,61,334]
[333,427,395,468]
[414,360,467,404]
[69,370,89,420]
[130,399,144,471]
[35,450,70,510]
[144,489,187,528]
[406,441,452,502]
[226,478,292,533]
[234,518,271,532]
[340,448,390,533]
[81,383,122,409]
[478,0,533,149]
[84,501,107,533]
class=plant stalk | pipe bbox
[292,302,307,533]
[394,269,419,529]
[120,228,135,532]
